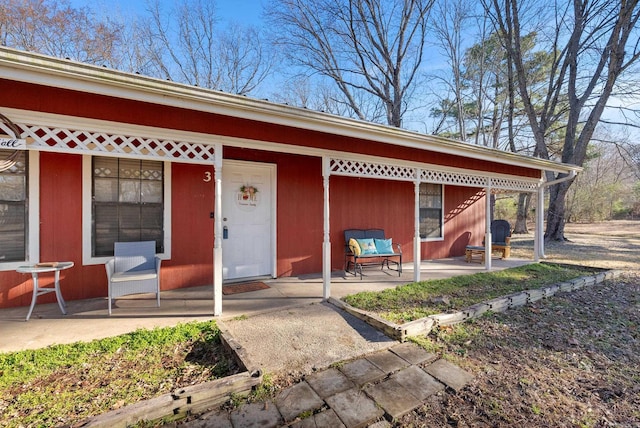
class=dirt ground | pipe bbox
[397,220,640,427]
[510,219,640,271]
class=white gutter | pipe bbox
[536,170,578,259]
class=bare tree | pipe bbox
[143,0,273,95]
[429,0,472,139]
[0,0,121,65]
[266,0,435,127]
[566,137,639,221]
[485,0,640,240]
[271,75,386,120]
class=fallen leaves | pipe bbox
[398,273,640,427]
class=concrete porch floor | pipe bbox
[0,257,530,353]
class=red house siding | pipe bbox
[0,78,533,310]
[327,177,487,266]
[0,79,541,179]
[167,163,215,290]
[39,153,89,303]
[0,148,491,308]
[437,187,486,257]
[328,176,414,269]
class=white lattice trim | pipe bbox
[330,157,540,192]
[329,158,416,181]
[8,122,216,164]
[420,169,488,187]
[489,177,539,192]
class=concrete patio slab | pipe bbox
[365,349,410,374]
[368,420,392,428]
[390,341,438,365]
[391,365,445,401]
[305,367,355,399]
[290,409,345,428]
[183,409,233,428]
[229,400,283,428]
[424,359,475,392]
[325,388,384,428]
[363,377,422,420]
[275,381,324,422]
[222,302,394,375]
[338,358,386,387]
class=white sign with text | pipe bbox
[0,138,26,149]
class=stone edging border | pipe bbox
[329,265,621,343]
[78,321,262,427]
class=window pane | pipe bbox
[92,156,164,257]
[419,183,443,239]
[94,204,118,257]
[141,181,162,203]
[94,157,118,178]
[94,178,118,202]
[94,204,118,232]
[119,229,142,242]
[141,204,163,229]
[119,204,141,229]
[0,176,26,201]
[119,159,141,179]
[0,150,27,262]
[119,179,141,203]
[0,202,26,260]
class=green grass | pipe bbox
[343,263,599,324]
[0,321,234,428]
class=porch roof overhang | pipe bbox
[0,46,580,177]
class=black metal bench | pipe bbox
[344,229,402,279]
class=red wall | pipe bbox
[0,79,515,309]
[0,148,488,309]
[0,156,217,308]
[0,79,541,179]
[0,153,102,308]
[327,176,486,268]
[167,163,215,289]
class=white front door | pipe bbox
[222,161,275,280]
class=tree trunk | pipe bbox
[545,181,572,241]
[514,193,529,233]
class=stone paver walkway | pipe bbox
[183,342,473,427]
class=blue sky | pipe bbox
[71,0,264,27]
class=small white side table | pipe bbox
[16,261,74,321]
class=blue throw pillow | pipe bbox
[356,238,378,255]
[374,238,394,254]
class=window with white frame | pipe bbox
[419,182,443,239]
[0,149,27,262]
[92,157,164,257]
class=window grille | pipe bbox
[92,157,164,257]
[0,149,27,262]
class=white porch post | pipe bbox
[536,185,545,259]
[485,183,492,270]
[213,145,223,316]
[322,157,331,300]
[413,176,421,282]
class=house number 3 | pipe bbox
[203,171,212,182]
